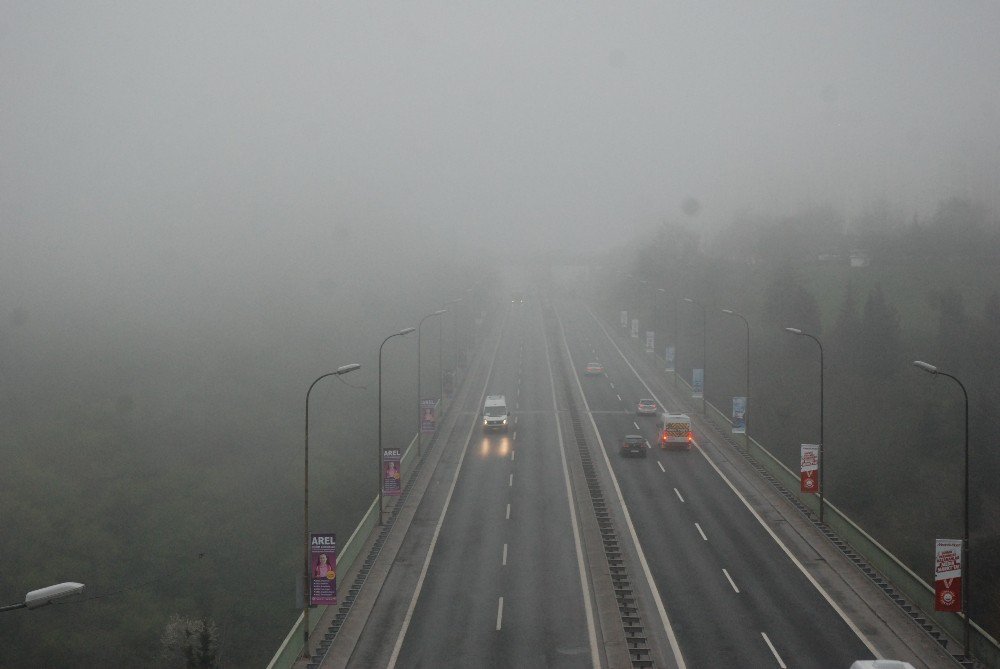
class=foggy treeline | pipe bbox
[0,246,492,667]
[598,194,1000,640]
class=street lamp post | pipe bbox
[0,582,85,612]
[303,362,361,658]
[722,309,751,438]
[784,327,825,523]
[657,288,677,388]
[442,298,461,400]
[379,327,415,525]
[417,310,447,457]
[683,297,707,412]
[913,360,971,659]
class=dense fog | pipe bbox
[2,3,998,666]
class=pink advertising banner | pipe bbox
[382,447,402,496]
[420,398,438,434]
[310,533,337,606]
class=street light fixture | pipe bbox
[784,327,826,523]
[303,362,361,658]
[913,360,971,659]
[683,297,707,412]
[417,310,447,457]
[722,309,751,437]
[0,582,85,612]
[379,327,415,525]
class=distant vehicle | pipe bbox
[620,435,649,458]
[482,395,509,432]
[584,362,604,375]
[849,662,915,669]
[636,398,658,416]
[659,413,693,450]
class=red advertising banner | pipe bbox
[310,533,337,606]
[382,447,402,496]
[934,539,963,613]
[800,444,819,494]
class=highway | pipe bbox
[558,301,875,667]
[312,292,956,669]
[340,297,600,668]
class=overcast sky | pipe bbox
[3,2,999,284]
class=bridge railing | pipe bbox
[265,431,420,669]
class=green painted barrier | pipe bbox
[266,432,419,669]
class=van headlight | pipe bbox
[502,418,507,425]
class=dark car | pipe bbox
[620,435,649,458]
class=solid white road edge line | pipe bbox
[586,303,881,659]
[557,306,688,669]
[542,310,601,669]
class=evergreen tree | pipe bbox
[859,283,901,377]
[762,262,821,333]
[832,280,861,367]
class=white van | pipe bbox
[483,395,509,432]
[849,661,916,669]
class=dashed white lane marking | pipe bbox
[496,597,504,631]
[512,431,517,441]
[723,569,740,593]
[514,416,518,424]
[586,304,878,658]
[674,488,685,502]
[505,504,511,520]
[657,461,665,473]
[511,450,515,461]
[509,474,513,487]
[502,544,508,566]
[610,382,615,390]
[695,523,708,541]
[616,394,622,401]
[761,632,786,668]
[633,421,640,430]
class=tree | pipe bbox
[832,280,861,366]
[934,287,968,361]
[858,283,901,377]
[161,615,218,669]
[762,262,821,334]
